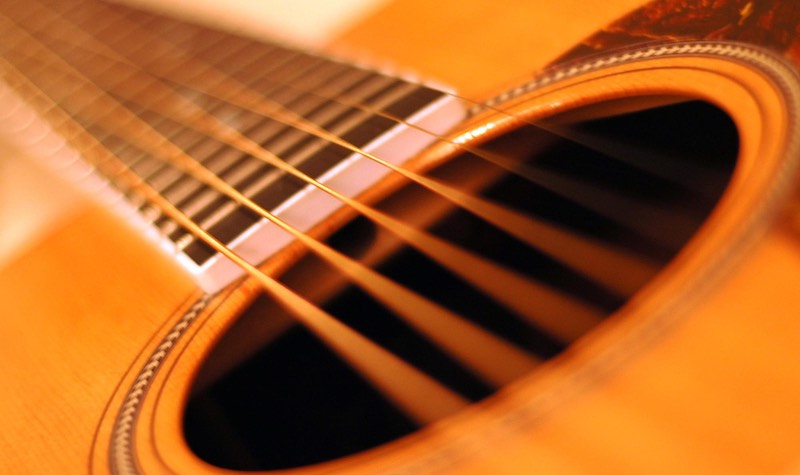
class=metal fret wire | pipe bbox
[1,0,688,402]
[8,0,655,300]
[0,1,584,384]
[0,61,475,430]
[0,2,732,468]
[15,0,450,264]
[1,0,624,332]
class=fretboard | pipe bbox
[0,0,464,292]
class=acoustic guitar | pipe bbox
[1,0,799,473]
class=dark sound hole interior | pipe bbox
[183,100,739,470]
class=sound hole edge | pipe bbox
[183,98,739,471]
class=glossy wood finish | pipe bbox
[330,0,646,98]
[0,204,199,471]
[121,52,800,474]
[3,0,800,474]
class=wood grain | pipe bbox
[3,0,800,473]
[329,0,646,98]
[0,204,198,472]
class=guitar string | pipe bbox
[42,0,668,267]
[0,13,559,388]
[0,8,614,339]
[0,5,644,422]
[74,0,691,252]
[28,0,701,250]
[9,2,592,302]
[13,0,658,298]
[0,0,680,436]
[6,0,664,360]
[153,66,661,296]
[1,61,536,398]
[1,21,606,347]
[43,0,703,248]
[0,57,471,426]
[1,0,780,468]
[60,0,670,256]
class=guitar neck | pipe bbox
[4,0,800,473]
[0,0,465,292]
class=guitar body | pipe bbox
[2,0,800,473]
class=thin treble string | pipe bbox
[82,0,702,241]
[16,2,657,300]
[0,56,471,425]
[0,15,547,385]
[93,12,685,250]
[7,5,609,340]
[38,0,697,252]
[158,62,660,298]
[160,64,686,260]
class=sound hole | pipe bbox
[184,99,738,470]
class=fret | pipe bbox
[171,169,263,236]
[164,69,362,239]
[177,39,280,87]
[0,0,467,292]
[179,82,442,266]
[177,29,242,57]
[246,96,326,146]
[129,155,163,180]
[123,189,148,212]
[241,115,285,146]
[250,173,308,213]
[180,237,216,267]
[65,2,116,33]
[189,31,263,62]
[159,120,285,231]
[195,204,260,247]
[209,102,261,131]
[158,150,255,236]
[144,127,230,197]
[253,54,326,90]
[264,79,410,169]
[146,163,189,195]
[172,76,399,256]
[277,74,396,142]
[159,148,244,207]
[174,181,267,243]
[214,45,292,82]
[88,7,157,50]
[382,87,449,120]
[260,102,348,157]
[167,88,357,247]
[90,128,182,199]
[138,204,161,224]
[341,115,397,147]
